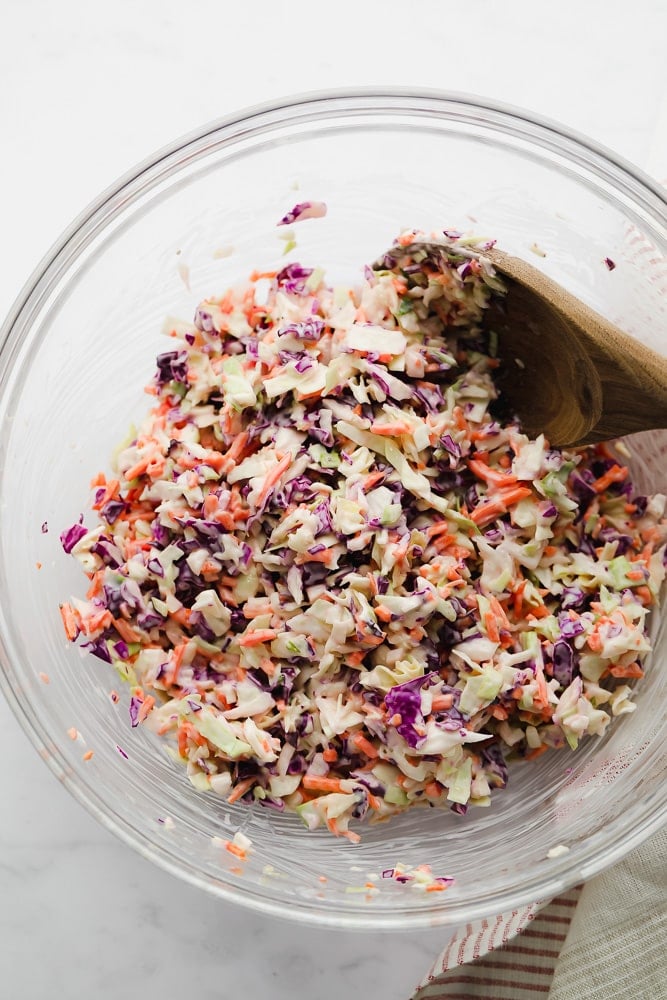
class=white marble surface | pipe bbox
[1,3,665,998]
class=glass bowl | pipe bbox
[1,89,665,931]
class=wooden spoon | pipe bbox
[389,241,667,448]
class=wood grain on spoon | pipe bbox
[484,247,667,447]
[397,241,667,448]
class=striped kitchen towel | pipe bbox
[411,827,665,999]
[412,885,583,999]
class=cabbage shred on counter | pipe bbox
[58,230,667,842]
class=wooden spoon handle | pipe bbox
[486,248,667,446]
[579,313,667,442]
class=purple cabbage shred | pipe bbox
[60,522,88,553]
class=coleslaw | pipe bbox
[59,230,667,842]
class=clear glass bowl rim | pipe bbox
[1,87,665,931]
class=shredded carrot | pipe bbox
[302,774,344,793]
[203,493,219,516]
[124,458,149,481]
[470,498,507,527]
[397,230,416,246]
[592,464,628,493]
[426,521,454,541]
[124,538,152,558]
[361,471,386,491]
[470,486,532,526]
[238,628,277,647]
[468,458,518,488]
[213,509,235,530]
[488,595,511,630]
[350,732,379,759]
[640,541,655,562]
[594,441,617,461]
[137,695,156,723]
[249,269,278,282]
[431,693,454,711]
[227,777,257,804]
[86,571,104,599]
[226,431,250,464]
[257,452,292,505]
[452,405,467,431]
[296,547,334,566]
[610,662,644,678]
[59,602,80,640]
[534,667,550,710]
[224,841,248,860]
[113,617,142,644]
[501,484,534,505]
[525,744,548,761]
[484,612,500,642]
[92,477,120,510]
[587,631,602,652]
[170,607,191,627]
[296,387,325,402]
[369,421,413,436]
[527,604,550,620]
[259,657,277,677]
[168,641,190,685]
